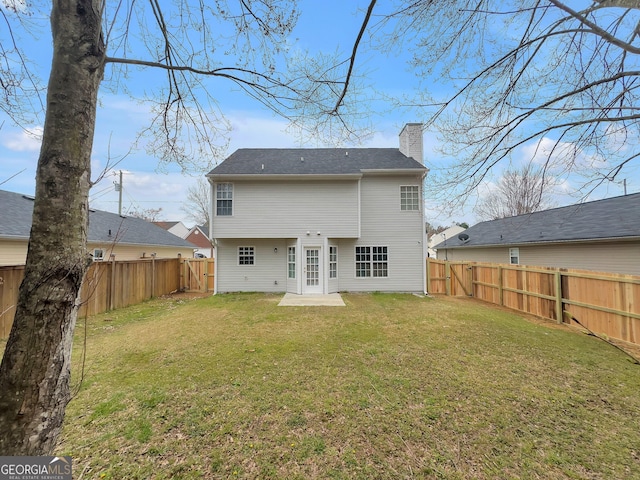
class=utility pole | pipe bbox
[114,170,123,215]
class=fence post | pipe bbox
[109,255,116,311]
[445,261,451,296]
[554,270,563,324]
[426,258,430,294]
[497,265,503,306]
[151,254,156,299]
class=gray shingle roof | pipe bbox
[0,189,195,248]
[435,192,640,249]
[207,148,427,176]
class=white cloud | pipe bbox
[2,126,43,152]
[89,168,199,225]
[520,136,608,172]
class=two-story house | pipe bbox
[207,124,428,295]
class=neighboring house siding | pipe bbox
[93,244,195,261]
[0,240,28,266]
[437,247,508,264]
[437,240,640,275]
[0,240,194,266]
[216,238,288,293]
[338,176,425,292]
[213,180,360,238]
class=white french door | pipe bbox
[302,247,323,294]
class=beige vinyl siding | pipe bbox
[216,238,287,293]
[437,247,508,264]
[213,180,360,238]
[337,176,425,292]
[0,240,194,266]
[90,244,195,261]
[437,240,640,276]
[0,240,28,266]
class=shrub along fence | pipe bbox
[0,257,214,338]
[427,258,639,346]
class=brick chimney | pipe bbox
[399,123,424,163]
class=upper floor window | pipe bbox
[93,248,104,261]
[216,183,233,216]
[509,248,520,265]
[400,186,420,211]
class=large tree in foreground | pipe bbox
[376,0,640,205]
[0,0,373,454]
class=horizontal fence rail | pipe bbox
[427,258,639,346]
[0,258,214,338]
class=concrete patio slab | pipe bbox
[278,293,345,306]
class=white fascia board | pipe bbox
[360,169,428,176]
[208,173,363,181]
[442,236,640,249]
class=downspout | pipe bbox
[421,171,428,295]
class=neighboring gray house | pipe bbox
[0,189,197,265]
[434,192,640,276]
[207,123,428,294]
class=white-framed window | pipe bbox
[329,246,338,278]
[355,246,388,278]
[216,183,233,216]
[238,246,254,265]
[509,247,520,265]
[288,246,296,279]
[400,185,420,211]
[93,248,105,261]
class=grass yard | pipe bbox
[48,293,640,478]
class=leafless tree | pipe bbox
[128,207,164,223]
[375,0,640,207]
[474,164,558,220]
[0,0,374,454]
[181,178,210,227]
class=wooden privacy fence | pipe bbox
[0,257,215,338]
[427,258,639,346]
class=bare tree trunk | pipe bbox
[0,0,104,455]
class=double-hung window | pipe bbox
[509,248,520,265]
[216,183,233,216]
[400,185,420,211]
[355,246,388,278]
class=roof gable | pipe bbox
[0,189,195,248]
[207,148,427,176]
[435,192,640,249]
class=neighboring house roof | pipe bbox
[0,189,196,248]
[207,148,427,177]
[186,225,212,249]
[153,221,181,230]
[434,192,640,249]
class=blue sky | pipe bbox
[0,1,636,227]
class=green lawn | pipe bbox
[54,293,640,479]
